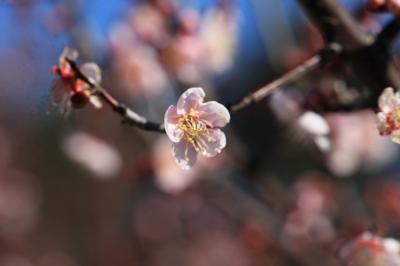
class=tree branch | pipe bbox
[227,43,342,112]
[66,58,166,133]
[297,0,373,49]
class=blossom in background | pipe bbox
[376,87,400,143]
[338,232,400,266]
[51,48,102,116]
[297,111,331,152]
[62,132,122,179]
[164,87,230,169]
[327,111,396,177]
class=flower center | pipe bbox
[177,111,215,153]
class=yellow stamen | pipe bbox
[178,110,216,153]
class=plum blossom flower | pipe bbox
[164,87,230,169]
[376,87,400,143]
[51,48,102,116]
[338,232,400,266]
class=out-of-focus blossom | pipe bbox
[366,0,388,12]
[130,5,169,46]
[376,87,400,143]
[162,10,208,84]
[51,48,102,116]
[270,90,331,152]
[62,132,122,179]
[281,175,336,251]
[388,0,400,15]
[368,0,400,14]
[109,24,170,99]
[184,232,251,266]
[164,87,230,169]
[269,89,301,122]
[0,169,41,239]
[327,111,397,177]
[338,232,400,266]
[297,111,331,152]
[366,180,400,231]
[200,5,238,73]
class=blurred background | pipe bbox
[1,0,400,265]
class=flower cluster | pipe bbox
[376,87,400,143]
[338,232,400,266]
[164,87,230,169]
[51,48,102,116]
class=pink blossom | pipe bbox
[338,232,400,266]
[376,87,400,143]
[51,48,102,116]
[164,87,230,169]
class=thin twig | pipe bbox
[227,43,342,112]
[66,58,165,133]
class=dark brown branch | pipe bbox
[66,58,165,133]
[227,43,342,112]
[297,0,373,49]
[374,17,400,49]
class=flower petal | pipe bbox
[377,112,391,135]
[297,111,330,136]
[198,101,230,128]
[59,48,79,74]
[89,95,103,109]
[60,47,78,63]
[80,63,102,84]
[164,105,184,142]
[378,87,400,112]
[198,128,226,157]
[391,130,400,144]
[172,141,197,170]
[177,87,205,114]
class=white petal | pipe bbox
[89,95,103,109]
[391,130,400,144]
[164,105,184,143]
[314,135,331,152]
[377,112,390,135]
[80,63,102,84]
[384,238,400,254]
[379,87,396,111]
[199,101,230,128]
[172,141,197,170]
[177,87,205,115]
[60,47,78,63]
[297,111,330,136]
[199,128,226,157]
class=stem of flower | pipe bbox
[66,58,165,133]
